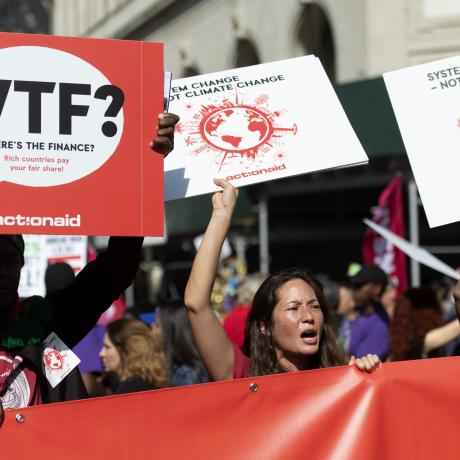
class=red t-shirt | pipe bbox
[232,343,250,379]
[223,305,250,348]
[0,349,42,409]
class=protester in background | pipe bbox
[380,276,398,320]
[184,179,380,381]
[348,265,390,360]
[389,287,460,361]
[318,275,356,342]
[432,278,454,315]
[100,317,169,394]
[154,299,208,387]
[313,275,339,335]
[223,273,266,348]
[442,278,460,355]
[455,278,460,324]
[45,262,76,294]
[0,113,179,414]
[336,284,358,354]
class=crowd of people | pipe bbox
[1,112,460,423]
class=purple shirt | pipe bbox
[73,324,106,373]
[348,308,390,360]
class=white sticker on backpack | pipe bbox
[42,332,80,388]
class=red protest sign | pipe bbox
[0,32,164,236]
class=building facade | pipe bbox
[50,0,460,289]
[52,0,460,80]
[0,0,52,33]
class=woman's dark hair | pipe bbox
[158,299,205,374]
[242,268,347,377]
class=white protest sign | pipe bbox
[383,56,460,227]
[0,46,123,187]
[19,235,88,297]
[18,235,47,298]
[166,56,368,200]
[364,218,460,280]
[42,332,81,388]
[45,235,88,271]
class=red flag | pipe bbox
[363,174,407,294]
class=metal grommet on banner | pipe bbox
[15,413,25,423]
[249,382,258,392]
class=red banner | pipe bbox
[1,357,459,459]
[363,174,408,294]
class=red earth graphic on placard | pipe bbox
[44,350,64,370]
[178,92,297,170]
[202,106,271,151]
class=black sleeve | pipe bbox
[45,236,143,347]
[114,378,155,395]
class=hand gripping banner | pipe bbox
[2,357,459,459]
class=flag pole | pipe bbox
[408,179,421,287]
[258,196,269,275]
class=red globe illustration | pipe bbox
[201,106,273,152]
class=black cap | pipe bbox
[349,264,387,288]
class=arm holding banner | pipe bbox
[423,319,460,354]
[184,179,238,381]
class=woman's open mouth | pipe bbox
[300,330,318,345]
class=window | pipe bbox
[235,38,260,68]
[296,3,335,82]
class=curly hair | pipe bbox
[106,318,170,388]
[242,268,348,377]
[390,287,442,361]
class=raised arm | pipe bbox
[184,179,238,381]
[423,277,460,354]
[423,319,460,355]
[47,237,144,348]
